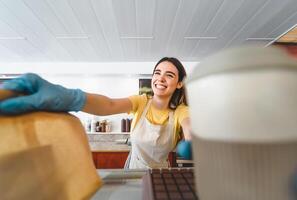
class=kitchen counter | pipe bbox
[88,134,131,152]
[87,134,179,168]
[89,141,131,152]
[91,169,146,200]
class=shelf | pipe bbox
[86,132,130,135]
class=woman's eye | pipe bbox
[167,74,174,78]
[154,71,160,75]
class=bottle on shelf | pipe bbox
[125,118,131,132]
[105,120,112,132]
[90,116,97,133]
[121,118,126,132]
[95,121,100,132]
[100,120,107,132]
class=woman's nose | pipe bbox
[158,74,166,81]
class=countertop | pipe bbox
[89,141,131,152]
[88,133,131,152]
[91,169,146,200]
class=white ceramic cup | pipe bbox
[186,46,297,200]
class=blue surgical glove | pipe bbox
[177,140,192,160]
[0,73,86,114]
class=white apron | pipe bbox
[128,100,175,169]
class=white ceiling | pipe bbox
[0,0,296,63]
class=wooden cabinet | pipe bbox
[92,151,177,169]
[92,152,129,169]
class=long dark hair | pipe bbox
[153,57,188,109]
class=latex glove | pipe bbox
[0,73,86,114]
[177,140,192,160]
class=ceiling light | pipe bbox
[184,37,218,40]
[246,38,275,41]
[120,36,154,40]
[55,35,90,39]
[0,37,26,40]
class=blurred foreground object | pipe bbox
[0,73,86,115]
[0,110,102,199]
[186,45,297,200]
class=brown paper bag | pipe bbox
[0,111,102,199]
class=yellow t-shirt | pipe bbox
[128,94,189,146]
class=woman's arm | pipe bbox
[0,73,134,116]
[82,93,133,115]
[180,117,192,141]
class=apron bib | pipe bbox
[128,100,175,169]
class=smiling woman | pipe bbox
[0,57,192,169]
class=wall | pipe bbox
[0,62,197,74]
[44,74,140,132]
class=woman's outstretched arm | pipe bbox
[82,93,133,115]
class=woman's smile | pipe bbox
[154,83,167,90]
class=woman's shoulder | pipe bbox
[174,104,189,121]
[175,103,189,112]
[128,94,150,112]
[129,94,150,103]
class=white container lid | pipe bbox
[187,45,297,83]
[186,45,297,143]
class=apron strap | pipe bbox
[124,150,131,169]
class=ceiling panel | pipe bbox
[197,0,268,54]
[150,0,180,58]
[201,0,246,37]
[181,0,246,59]
[0,0,296,62]
[249,0,297,39]
[23,0,95,61]
[185,0,224,37]
[112,0,137,37]
[187,0,234,57]
[225,0,291,47]
[1,0,73,60]
[112,0,137,59]
[135,0,155,59]
[267,11,297,39]
[46,0,85,34]
[164,0,199,57]
[91,0,124,60]
[0,3,57,61]
[46,0,99,61]
[67,0,111,59]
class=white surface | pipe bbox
[87,132,130,135]
[187,46,297,143]
[0,0,296,62]
[91,169,146,200]
[188,70,297,143]
[0,61,197,75]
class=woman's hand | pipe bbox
[177,140,192,160]
[0,73,86,114]
[177,117,193,159]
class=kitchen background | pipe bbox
[0,0,296,169]
[0,61,197,133]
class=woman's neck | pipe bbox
[151,96,170,110]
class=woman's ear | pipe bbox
[177,82,183,89]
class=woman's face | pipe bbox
[152,61,182,98]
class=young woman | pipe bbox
[0,57,191,169]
